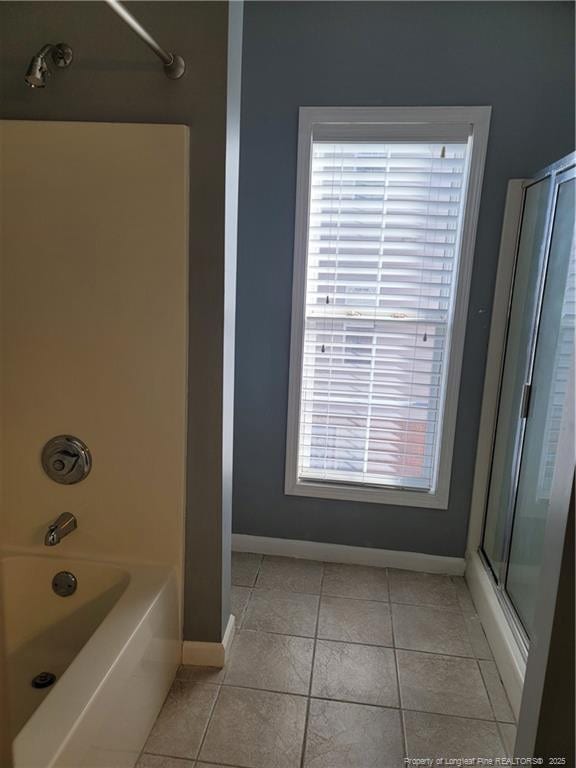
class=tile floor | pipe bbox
[138,553,517,768]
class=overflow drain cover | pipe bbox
[52,571,78,597]
[31,672,56,689]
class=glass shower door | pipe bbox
[505,172,575,636]
[481,153,575,644]
[482,177,551,581]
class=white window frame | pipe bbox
[285,106,491,509]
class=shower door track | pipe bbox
[477,547,529,660]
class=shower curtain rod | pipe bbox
[105,0,185,79]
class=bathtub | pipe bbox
[1,552,180,768]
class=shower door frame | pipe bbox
[477,152,576,655]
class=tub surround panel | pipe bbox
[0,0,239,646]
[0,120,188,587]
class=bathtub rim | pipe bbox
[2,549,180,768]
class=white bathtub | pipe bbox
[1,552,180,768]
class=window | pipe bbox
[286,107,490,508]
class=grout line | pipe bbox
[312,696,500,723]
[193,682,222,763]
[477,657,512,725]
[196,761,247,768]
[388,568,407,760]
[232,585,254,633]
[252,551,264,589]
[182,557,498,765]
[223,625,483,661]
[390,598,468,613]
[176,674,497,723]
[497,721,516,758]
[394,646,489,664]
[145,688,504,766]
[247,584,474,610]
[178,683,501,724]
[400,708,410,760]
[473,655,503,724]
[299,560,325,768]
[239,555,479,609]
[134,678,176,766]
[317,589,390,603]
[238,588,251,627]
[399,706,500,724]
[146,752,245,768]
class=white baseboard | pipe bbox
[182,613,235,668]
[232,533,465,575]
[466,552,525,717]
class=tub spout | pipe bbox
[45,512,77,546]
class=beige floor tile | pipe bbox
[144,681,218,759]
[304,698,404,768]
[243,588,319,637]
[232,551,262,587]
[196,765,229,768]
[498,722,517,757]
[397,650,493,720]
[479,660,515,722]
[256,555,323,593]
[392,603,474,657]
[389,569,459,608]
[322,563,388,601]
[224,629,314,694]
[404,710,506,760]
[318,596,393,646]
[176,664,225,684]
[199,686,307,768]
[311,639,399,707]
[231,585,251,625]
[450,575,477,614]
[137,756,195,768]
[465,613,493,659]
[196,764,230,768]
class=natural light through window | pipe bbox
[299,139,467,491]
[286,108,490,508]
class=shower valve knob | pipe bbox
[42,435,91,484]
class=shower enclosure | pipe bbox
[480,152,575,650]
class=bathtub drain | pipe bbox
[31,672,56,689]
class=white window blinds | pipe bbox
[296,140,470,492]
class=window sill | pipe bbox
[285,476,449,509]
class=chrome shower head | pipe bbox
[25,43,73,88]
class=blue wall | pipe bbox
[233,1,574,557]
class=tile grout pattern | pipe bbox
[299,554,324,768]
[138,553,517,768]
[387,558,408,760]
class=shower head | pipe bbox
[25,43,73,88]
